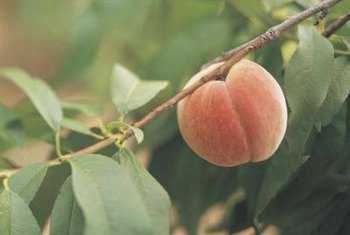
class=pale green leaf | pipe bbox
[114,149,171,235]
[111,64,168,113]
[0,68,62,132]
[62,118,102,139]
[0,190,41,235]
[60,100,103,117]
[50,176,84,235]
[8,163,48,204]
[69,154,153,235]
[107,121,144,144]
[128,126,144,144]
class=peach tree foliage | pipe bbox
[0,0,350,235]
[0,65,170,235]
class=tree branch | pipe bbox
[323,11,350,37]
[0,0,343,178]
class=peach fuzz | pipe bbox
[177,60,288,167]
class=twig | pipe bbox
[0,0,343,178]
[323,11,350,37]
[334,49,350,55]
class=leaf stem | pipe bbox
[55,132,63,157]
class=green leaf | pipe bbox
[284,25,334,116]
[315,57,350,127]
[62,118,102,139]
[107,121,144,144]
[128,126,144,144]
[255,25,334,216]
[8,163,48,204]
[50,176,84,235]
[60,100,103,117]
[111,64,168,114]
[68,154,153,235]
[114,149,171,235]
[0,190,41,235]
[0,68,62,132]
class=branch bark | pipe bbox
[323,11,350,37]
[0,0,343,178]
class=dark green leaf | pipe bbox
[50,176,84,235]
[60,100,103,117]
[8,163,48,204]
[0,190,41,235]
[114,149,171,235]
[111,64,168,114]
[68,154,153,235]
[0,68,62,132]
[315,57,350,127]
[255,25,334,216]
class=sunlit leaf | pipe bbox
[111,64,168,114]
[69,154,153,235]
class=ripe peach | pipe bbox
[177,60,287,167]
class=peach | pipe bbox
[177,60,287,167]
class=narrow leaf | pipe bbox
[111,64,168,113]
[50,176,84,235]
[68,154,153,235]
[60,100,103,117]
[8,163,48,204]
[0,68,62,132]
[114,149,171,235]
[0,190,41,235]
[315,57,350,127]
[62,118,102,139]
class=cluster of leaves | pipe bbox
[0,65,171,234]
